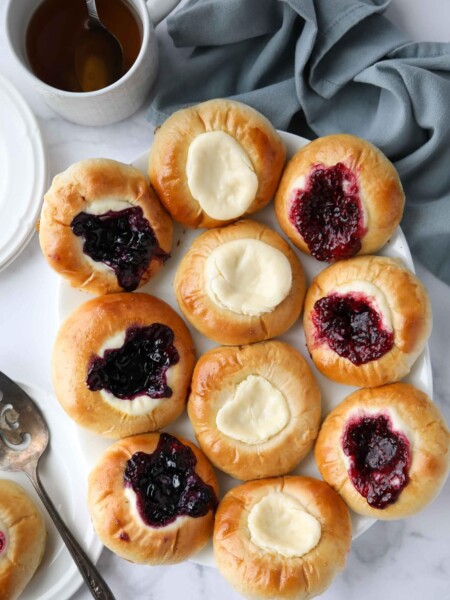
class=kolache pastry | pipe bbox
[315,384,450,519]
[148,99,286,228]
[174,219,306,345]
[0,480,46,600]
[39,158,172,294]
[88,432,218,564]
[303,255,432,387]
[214,476,351,600]
[188,341,321,480]
[275,134,405,262]
[52,293,195,438]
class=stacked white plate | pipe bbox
[0,75,48,271]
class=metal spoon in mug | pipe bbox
[0,371,115,600]
[75,0,124,92]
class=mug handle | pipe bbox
[147,0,182,27]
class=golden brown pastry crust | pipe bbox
[87,433,218,564]
[188,341,321,480]
[275,134,405,259]
[148,99,286,228]
[52,293,196,438]
[303,255,432,387]
[315,383,450,519]
[214,476,351,600]
[39,158,172,294]
[0,480,46,600]
[174,219,306,345]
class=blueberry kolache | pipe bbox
[0,480,46,600]
[88,433,218,564]
[149,99,286,228]
[303,255,432,387]
[52,293,195,438]
[39,158,172,294]
[275,134,405,261]
[315,384,450,519]
[213,476,351,600]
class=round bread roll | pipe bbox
[149,99,286,228]
[174,219,306,345]
[88,432,218,564]
[315,383,450,519]
[214,476,351,600]
[39,158,172,294]
[52,293,195,438]
[188,341,321,480]
[0,480,46,600]
[275,134,405,262]
[303,255,431,387]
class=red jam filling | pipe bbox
[124,433,217,528]
[86,324,179,400]
[312,293,394,365]
[0,531,5,554]
[289,162,366,261]
[342,413,410,509]
[71,206,169,292]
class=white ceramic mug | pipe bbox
[5,0,181,126]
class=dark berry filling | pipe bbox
[342,413,410,509]
[86,324,179,400]
[124,433,217,528]
[289,162,366,261]
[312,293,393,365]
[71,206,169,292]
[0,531,5,554]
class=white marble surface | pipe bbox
[0,0,449,599]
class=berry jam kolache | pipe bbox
[88,432,219,564]
[315,384,450,519]
[52,293,196,438]
[39,158,172,295]
[275,134,405,261]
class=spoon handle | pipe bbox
[85,0,101,25]
[25,462,116,600]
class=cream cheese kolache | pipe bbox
[174,219,306,345]
[214,477,352,600]
[148,98,286,228]
[188,341,321,480]
[39,158,173,294]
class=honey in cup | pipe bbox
[26,0,142,93]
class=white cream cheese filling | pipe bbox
[248,492,322,558]
[216,375,290,444]
[205,238,292,316]
[186,131,258,220]
[95,332,166,416]
[333,281,393,330]
[85,198,132,215]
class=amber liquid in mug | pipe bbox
[26,0,142,93]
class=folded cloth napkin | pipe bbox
[148,0,450,285]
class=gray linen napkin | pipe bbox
[148,0,450,285]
